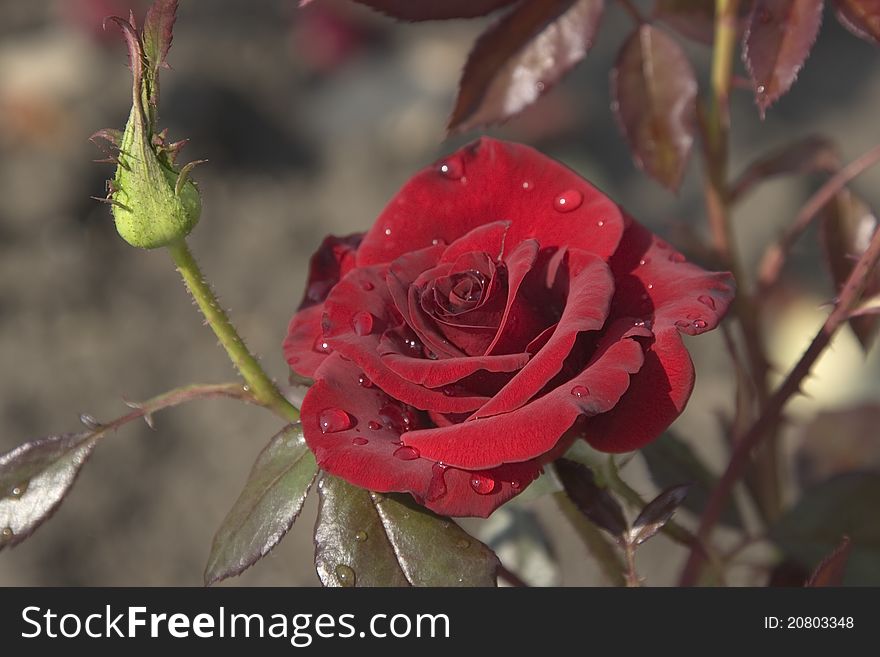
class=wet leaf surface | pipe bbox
[314,475,499,586]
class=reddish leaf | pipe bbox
[628,483,691,546]
[806,536,852,586]
[730,135,841,201]
[834,0,880,45]
[742,0,824,117]
[338,0,519,21]
[449,0,605,133]
[143,0,178,71]
[654,0,751,44]
[556,459,628,542]
[610,24,698,191]
[820,188,880,350]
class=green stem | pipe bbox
[168,239,299,423]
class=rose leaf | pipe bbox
[610,23,698,191]
[806,536,853,587]
[742,0,824,118]
[449,0,605,133]
[344,0,519,21]
[204,424,318,585]
[770,473,880,585]
[654,0,750,44]
[0,432,101,551]
[820,187,880,351]
[314,475,499,587]
[833,0,880,45]
[555,458,628,542]
[627,483,691,547]
[641,432,743,529]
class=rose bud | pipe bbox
[284,138,735,518]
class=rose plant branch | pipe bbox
[700,0,780,523]
[755,142,880,300]
[680,215,880,585]
[168,239,299,422]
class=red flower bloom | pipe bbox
[284,138,734,517]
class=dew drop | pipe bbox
[553,189,584,213]
[426,463,448,501]
[756,84,766,94]
[319,408,353,434]
[570,385,589,398]
[393,445,421,461]
[352,437,369,446]
[669,252,686,263]
[439,156,465,181]
[354,531,368,543]
[313,336,332,354]
[379,403,415,433]
[368,420,382,431]
[693,319,708,330]
[358,373,373,388]
[456,538,471,550]
[1,527,12,540]
[384,227,392,236]
[510,480,522,490]
[335,564,356,587]
[522,181,533,191]
[633,319,653,330]
[80,413,101,430]
[647,283,654,290]
[360,280,375,292]
[639,258,650,266]
[352,311,374,336]
[431,238,441,246]
[597,220,605,227]
[10,481,28,498]
[698,295,716,310]
[470,474,497,495]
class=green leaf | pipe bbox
[314,476,498,587]
[204,424,318,585]
[641,432,743,529]
[0,432,100,550]
[628,483,691,547]
[555,458,627,542]
[770,473,880,585]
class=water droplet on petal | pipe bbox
[439,156,465,180]
[470,474,497,495]
[319,408,353,433]
[313,336,332,354]
[456,538,471,549]
[693,319,708,330]
[352,311,374,336]
[570,385,589,398]
[639,258,650,266]
[756,84,766,93]
[553,189,584,213]
[360,280,375,292]
[393,445,420,461]
[358,373,373,388]
[335,564,356,587]
[597,220,605,227]
[352,437,369,446]
[431,238,440,246]
[633,319,653,330]
[669,252,686,263]
[355,531,368,542]
[426,463,448,501]
[510,480,521,490]
[522,181,533,191]
[379,403,415,433]
[368,420,381,431]
[647,283,654,290]
[698,295,716,310]
[384,227,392,236]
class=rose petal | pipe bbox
[297,233,364,310]
[608,217,736,335]
[381,349,530,388]
[301,354,543,517]
[582,327,694,453]
[323,264,489,413]
[356,138,624,267]
[405,321,646,469]
[484,238,541,354]
[469,249,615,419]
[283,305,327,378]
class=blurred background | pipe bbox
[1,0,879,586]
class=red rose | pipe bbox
[284,138,734,517]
